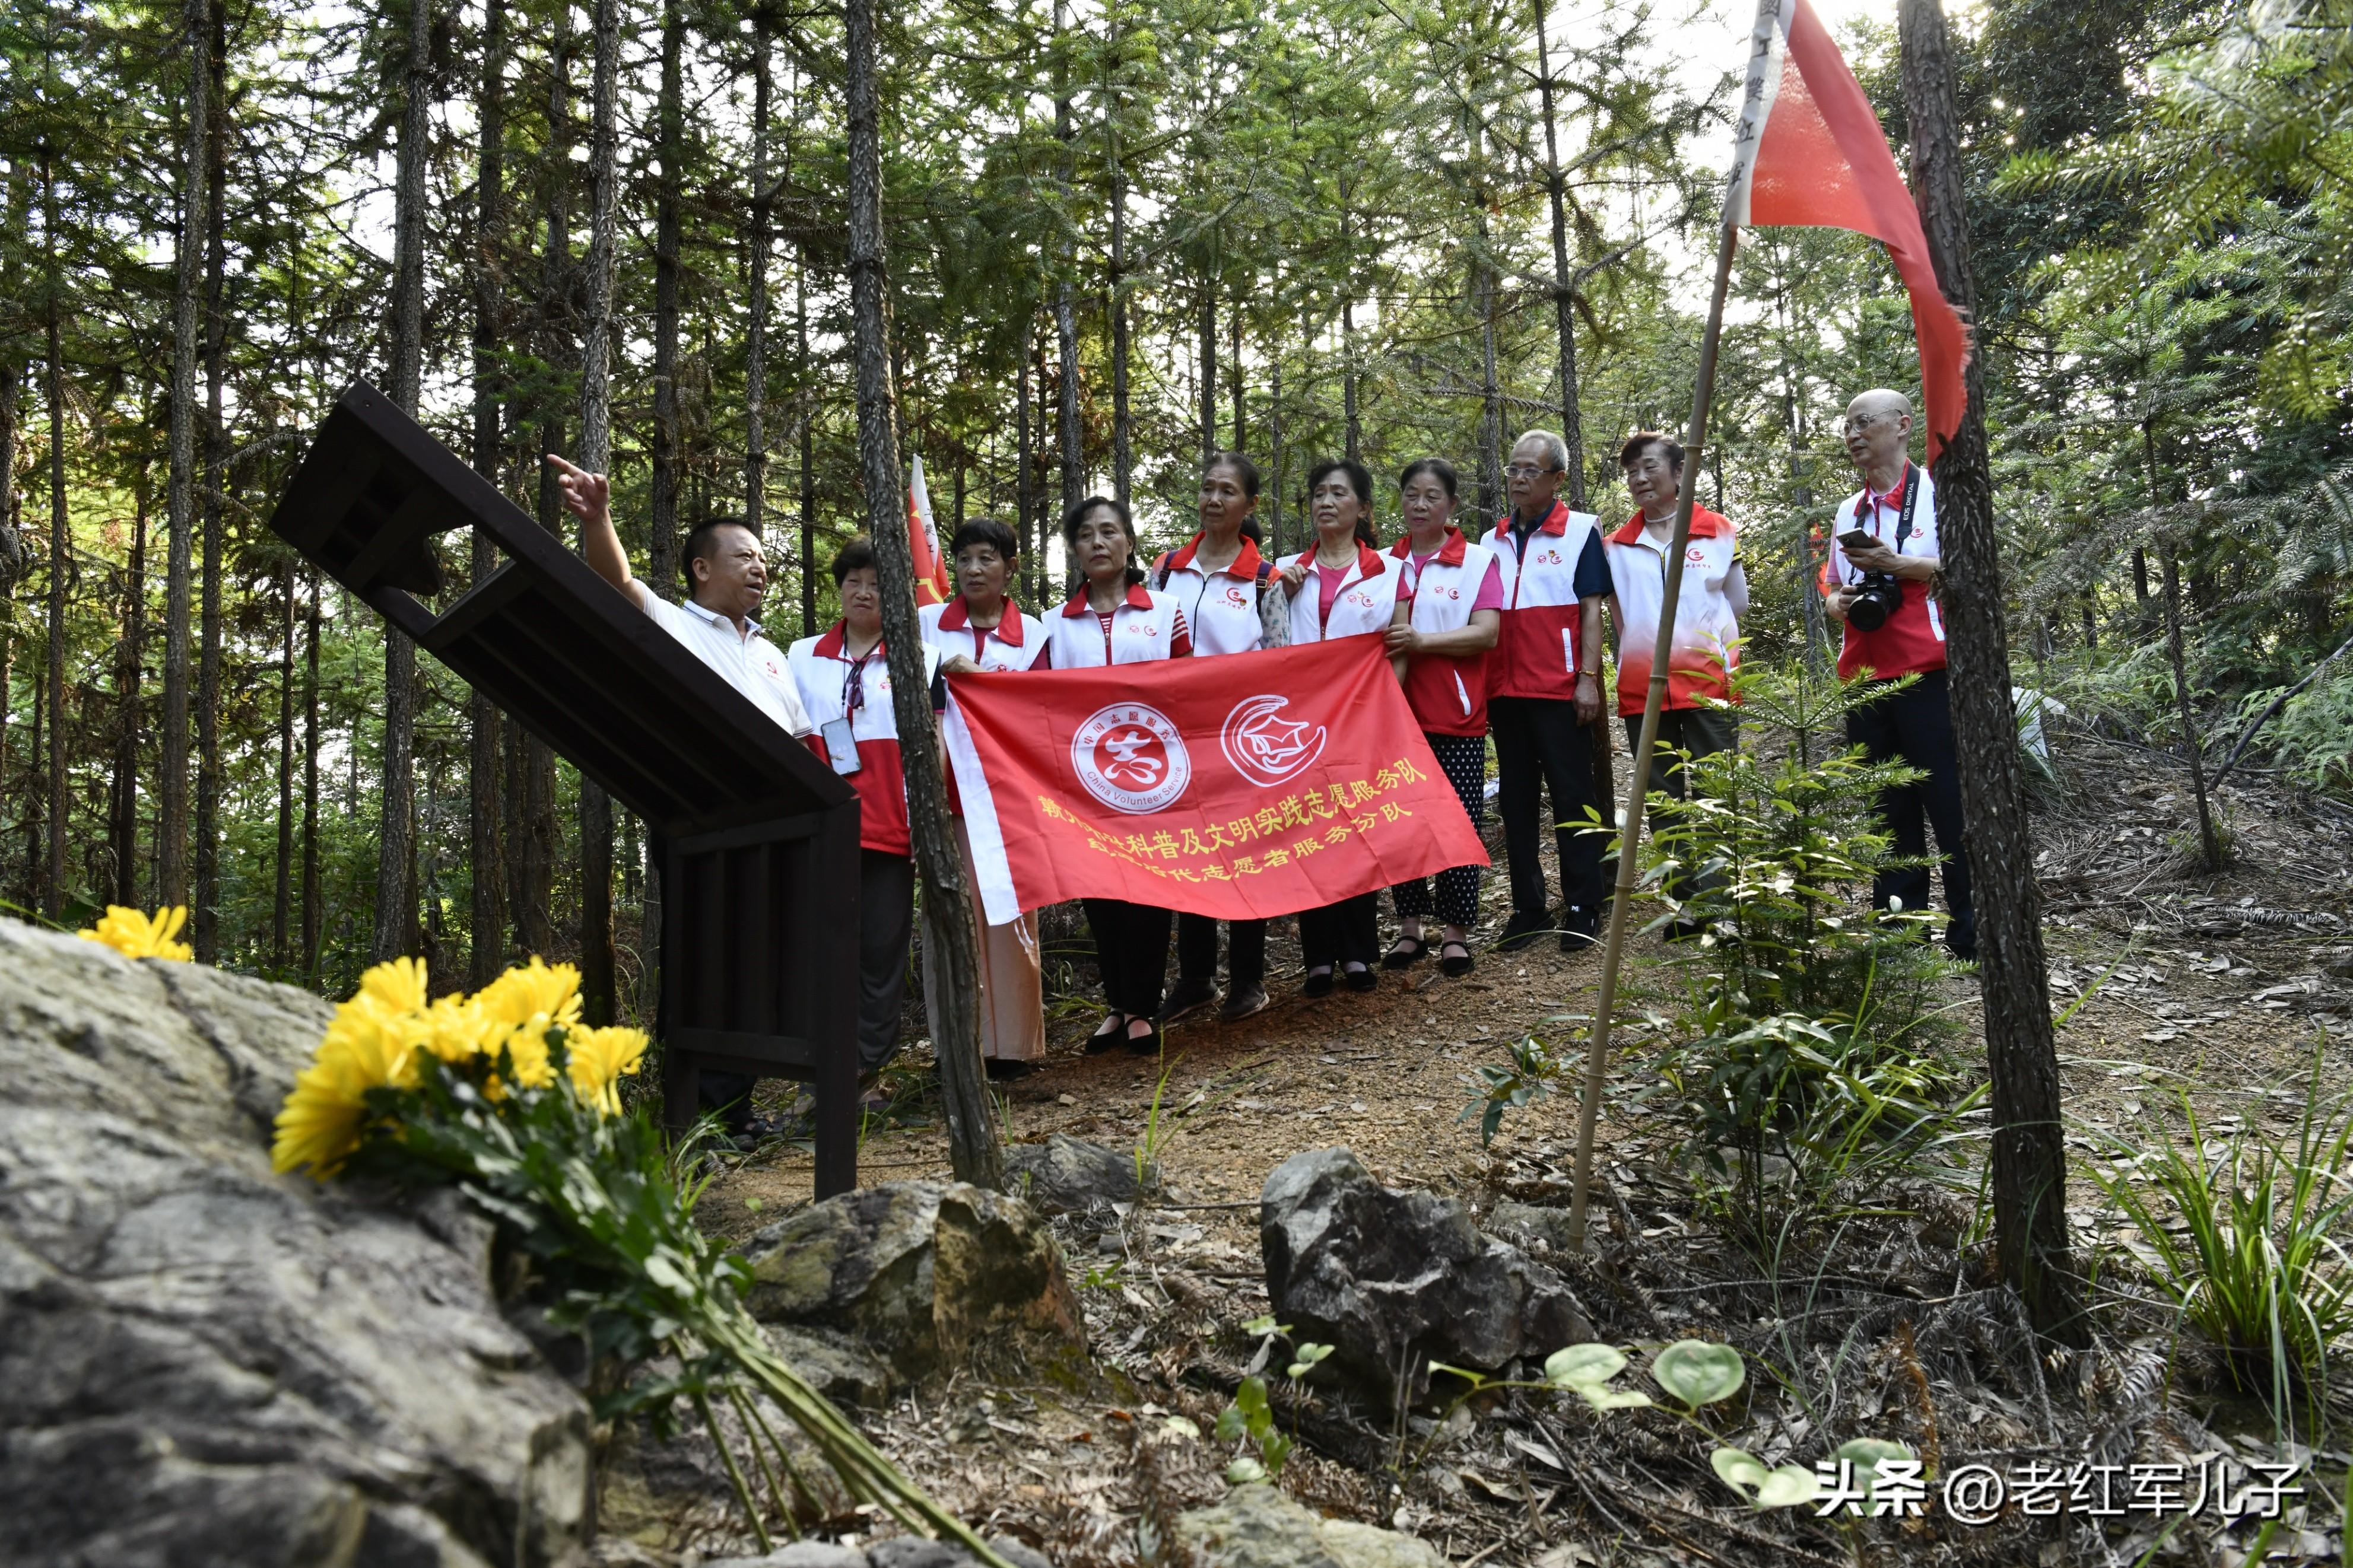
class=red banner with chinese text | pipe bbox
[942,637,1490,923]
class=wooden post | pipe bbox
[1565,223,1739,1252]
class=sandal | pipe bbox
[1439,940,1474,978]
[1085,1013,1129,1054]
[1382,935,1428,970]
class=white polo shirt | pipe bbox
[638,592,815,739]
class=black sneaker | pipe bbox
[1217,983,1271,1022]
[1496,911,1552,953]
[1158,976,1220,1026]
[1560,908,1600,951]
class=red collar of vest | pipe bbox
[1391,527,1469,568]
[812,621,887,661]
[1495,500,1571,539]
[1164,533,1264,580]
[1869,463,1912,513]
[939,596,1025,645]
[1061,583,1156,617]
[1608,506,1729,546]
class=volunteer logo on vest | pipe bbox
[1220,694,1328,787]
[1072,703,1192,814]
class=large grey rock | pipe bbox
[1261,1148,1592,1403]
[742,1182,1085,1388]
[1173,1484,1447,1567]
[702,1545,870,1567]
[1002,1133,1154,1216]
[0,921,593,1568]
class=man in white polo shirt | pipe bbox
[546,453,815,1138]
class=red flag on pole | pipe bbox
[942,638,1488,923]
[1725,0,1969,461]
[906,455,951,606]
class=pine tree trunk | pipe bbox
[1108,108,1132,501]
[1228,306,1243,452]
[375,0,434,964]
[1015,322,1034,580]
[469,0,509,987]
[194,5,227,958]
[644,0,687,1016]
[843,0,1001,1188]
[1339,195,1360,465]
[1053,1,1083,512]
[1198,283,1216,463]
[1900,0,2082,1345]
[796,252,817,637]
[2160,549,2219,869]
[42,150,68,920]
[161,0,209,911]
[111,476,148,908]
[273,556,296,967]
[301,569,321,978]
[738,0,764,536]
[575,0,622,1025]
[1532,0,1587,508]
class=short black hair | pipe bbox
[948,516,1020,561]
[1620,430,1686,473]
[1398,457,1459,500]
[1205,451,1261,498]
[1062,495,1145,587]
[1306,458,1377,548]
[683,514,757,583]
[829,536,878,586]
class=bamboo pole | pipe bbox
[1564,222,1740,1253]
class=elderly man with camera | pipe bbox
[1821,387,1975,960]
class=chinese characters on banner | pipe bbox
[942,638,1491,925]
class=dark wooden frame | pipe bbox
[268,381,862,1195]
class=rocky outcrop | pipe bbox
[0,920,593,1568]
[742,1182,1085,1393]
[1173,1484,1448,1567]
[1003,1133,1154,1216]
[1260,1148,1592,1404]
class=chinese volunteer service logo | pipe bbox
[1221,694,1328,787]
[1072,702,1192,814]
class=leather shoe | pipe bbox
[1217,983,1271,1022]
[1159,976,1220,1026]
[1496,911,1551,953]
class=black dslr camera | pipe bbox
[1836,527,1904,631]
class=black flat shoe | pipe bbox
[1125,1017,1163,1055]
[1085,1013,1128,1054]
[1496,911,1551,953]
[1217,983,1271,1022]
[1159,976,1220,1025]
[1382,936,1427,969]
[1439,941,1474,977]
[1303,969,1336,999]
[1343,965,1378,993]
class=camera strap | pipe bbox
[1846,465,1919,581]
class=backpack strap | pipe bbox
[1152,550,1172,591]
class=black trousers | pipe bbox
[1393,731,1488,928]
[1489,695,1605,922]
[1082,898,1173,1019]
[703,845,913,1125]
[1624,707,1738,901]
[1176,912,1266,990]
[1299,892,1380,971]
[1847,670,1974,953]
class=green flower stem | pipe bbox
[726,1383,803,1540]
[693,1386,773,1554]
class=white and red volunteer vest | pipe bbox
[1276,543,1406,647]
[1604,507,1741,716]
[786,624,943,857]
[919,596,1050,672]
[1482,500,1604,701]
[1047,584,1183,667]
[1390,528,1498,736]
[1820,462,1946,682]
[1154,534,1268,657]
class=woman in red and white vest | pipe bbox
[1275,459,1412,997]
[918,516,1050,1078]
[1148,453,1287,1029]
[1380,457,1501,978]
[1052,495,1193,1055]
[787,538,944,1084]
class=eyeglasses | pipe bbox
[1840,411,1895,435]
[1503,463,1561,479]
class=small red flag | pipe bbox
[1725,0,1970,462]
[942,639,1490,923]
[906,455,951,606]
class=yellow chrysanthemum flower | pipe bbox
[417,994,510,1064]
[502,1027,559,1093]
[271,1003,419,1176]
[354,956,433,1017]
[476,958,583,1032]
[566,1025,650,1115]
[78,906,194,962]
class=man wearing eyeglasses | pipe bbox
[1820,388,1974,959]
[1482,430,1614,951]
